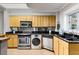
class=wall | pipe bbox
[8,9,56,16]
[0,12,3,34]
[8,12,56,16]
[55,12,60,31]
[3,9,11,33]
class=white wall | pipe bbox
[0,12,3,34]
[55,12,60,31]
[3,9,11,34]
[7,9,56,16]
[9,12,56,16]
[8,12,56,16]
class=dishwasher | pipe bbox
[43,36,53,51]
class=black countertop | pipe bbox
[6,31,59,34]
[42,34,54,38]
[54,34,79,44]
[6,31,23,34]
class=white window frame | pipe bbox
[69,13,78,31]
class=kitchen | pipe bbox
[0,3,79,55]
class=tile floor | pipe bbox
[7,49,54,55]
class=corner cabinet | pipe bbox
[54,36,79,55]
[54,36,69,55]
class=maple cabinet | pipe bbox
[54,36,59,55]
[54,36,69,55]
[32,16,38,27]
[6,34,18,48]
[54,35,79,55]
[9,16,56,27]
[9,16,20,27]
[58,39,69,55]
[58,39,64,55]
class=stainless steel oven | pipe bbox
[18,34,31,49]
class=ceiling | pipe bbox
[0,3,72,12]
[0,3,29,9]
[27,3,68,11]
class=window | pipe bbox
[69,13,77,30]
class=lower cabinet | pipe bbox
[58,39,64,55]
[54,36,59,55]
[54,36,69,55]
[59,39,69,55]
[69,44,79,55]
[6,34,18,48]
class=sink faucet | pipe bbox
[72,34,74,39]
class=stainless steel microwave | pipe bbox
[20,21,32,27]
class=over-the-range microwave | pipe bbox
[20,21,32,27]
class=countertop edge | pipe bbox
[0,37,10,42]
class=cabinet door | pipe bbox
[63,41,69,55]
[37,16,41,27]
[48,16,51,27]
[9,16,20,27]
[43,16,47,27]
[8,39,14,47]
[26,16,32,21]
[41,16,44,27]
[58,39,64,55]
[13,35,18,47]
[63,47,69,55]
[32,16,34,27]
[40,16,43,27]
[48,16,56,27]
[19,16,27,21]
[43,16,48,27]
[32,16,38,27]
[51,16,56,26]
[54,36,59,55]
[6,35,14,47]
[6,34,18,48]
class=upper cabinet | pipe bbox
[32,16,56,27]
[9,16,32,27]
[9,15,56,27]
[26,16,32,21]
[32,16,38,27]
[9,16,20,27]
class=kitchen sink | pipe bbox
[59,34,79,41]
[66,38,73,41]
